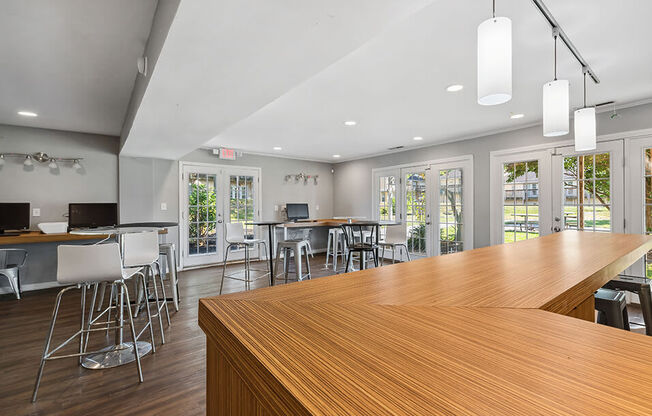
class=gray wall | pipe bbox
[0,124,119,289]
[333,102,652,249]
[118,149,336,260]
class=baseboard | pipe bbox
[0,281,62,295]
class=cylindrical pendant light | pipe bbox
[574,69,596,151]
[477,0,512,106]
[543,31,569,136]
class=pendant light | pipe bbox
[477,0,512,105]
[542,29,569,137]
[574,68,596,151]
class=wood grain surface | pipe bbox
[0,231,110,245]
[199,231,652,415]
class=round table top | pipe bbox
[69,226,163,236]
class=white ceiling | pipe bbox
[121,0,435,158]
[124,0,652,161]
[0,0,157,136]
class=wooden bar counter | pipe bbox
[0,231,110,245]
[199,231,652,415]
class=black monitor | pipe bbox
[0,203,30,234]
[286,203,309,221]
[68,203,118,229]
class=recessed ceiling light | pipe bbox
[413,136,424,141]
[446,84,464,92]
[332,154,341,158]
[273,146,282,151]
[510,113,525,119]
[18,111,37,117]
[344,120,357,126]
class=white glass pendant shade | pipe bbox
[574,107,596,151]
[542,79,569,137]
[477,16,512,106]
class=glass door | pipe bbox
[625,135,652,278]
[433,159,473,255]
[552,141,623,234]
[181,165,223,267]
[224,168,261,261]
[401,166,433,258]
[491,150,552,245]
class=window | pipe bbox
[503,161,540,243]
[229,175,255,241]
[405,171,427,255]
[378,175,396,221]
[187,173,218,255]
[439,168,463,254]
[563,153,611,232]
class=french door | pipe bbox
[491,150,552,245]
[552,141,624,234]
[180,163,261,268]
[626,135,652,278]
[373,156,473,260]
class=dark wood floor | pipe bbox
[0,253,346,416]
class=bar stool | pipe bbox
[275,239,311,282]
[603,279,652,336]
[595,288,630,330]
[220,223,269,294]
[32,243,144,402]
[0,248,27,299]
[159,242,179,311]
[325,228,346,271]
[341,223,379,273]
[379,223,411,265]
[123,231,170,344]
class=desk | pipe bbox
[199,231,652,415]
[0,231,110,245]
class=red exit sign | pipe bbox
[218,148,237,160]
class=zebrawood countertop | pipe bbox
[199,231,652,415]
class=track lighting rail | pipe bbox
[531,0,600,84]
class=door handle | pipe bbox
[217,220,223,224]
[553,226,561,232]
[425,222,432,225]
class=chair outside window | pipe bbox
[0,248,27,299]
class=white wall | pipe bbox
[0,124,119,288]
[333,102,652,249]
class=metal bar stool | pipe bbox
[0,248,27,299]
[595,288,630,330]
[275,239,311,283]
[220,223,269,294]
[32,243,144,402]
[325,228,346,271]
[159,242,179,311]
[341,222,380,273]
[603,279,652,335]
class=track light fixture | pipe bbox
[542,28,569,137]
[0,152,84,170]
[477,0,512,106]
[574,68,596,151]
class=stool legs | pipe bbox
[325,232,333,268]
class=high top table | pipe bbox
[199,231,652,415]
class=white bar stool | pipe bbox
[379,223,411,265]
[325,228,345,271]
[275,239,311,282]
[32,243,144,402]
[220,223,269,294]
[123,231,171,344]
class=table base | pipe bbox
[81,341,152,369]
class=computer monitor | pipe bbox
[68,203,118,229]
[0,203,30,234]
[286,203,309,221]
